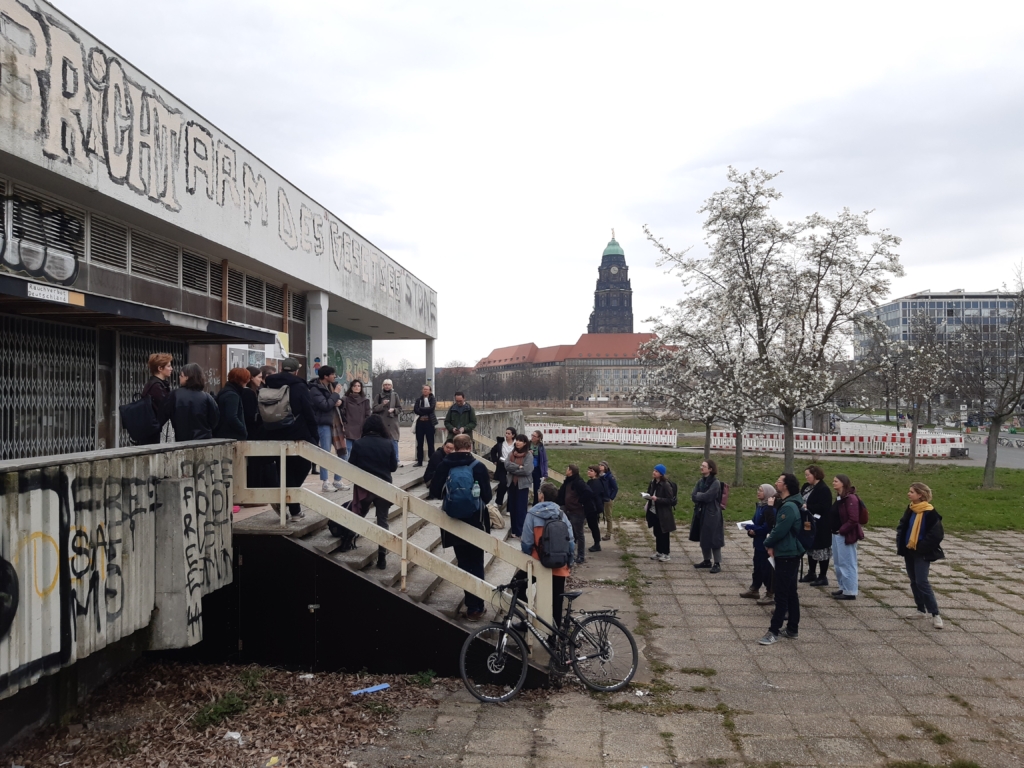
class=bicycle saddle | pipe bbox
[560,590,583,600]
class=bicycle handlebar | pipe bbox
[495,578,527,592]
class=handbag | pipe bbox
[331,409,347,455]
[487,503,505,529]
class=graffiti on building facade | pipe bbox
[0,191,83,286]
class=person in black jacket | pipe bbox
[348,414,399,569]
[213,367,250,439]
[139,353,173,444]
[896,482,945,629]
[423,438,455,495]
[242,365,263,436]
[556,465,597,564]
[260,359,318,521]
[430,434,493,621]
[800,465,835,586]
[159,363,219,442]
[413,384,438,467]
[585,465,609,553]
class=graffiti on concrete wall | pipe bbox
[327,324,372,386]
[0,0,438,336]
[0,191,84,286]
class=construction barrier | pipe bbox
[710,431,965,458]
[527,424,677,447]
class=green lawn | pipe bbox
[545,449,1024,532]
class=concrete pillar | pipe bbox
[425,338,436,391]
[306,290,329,373]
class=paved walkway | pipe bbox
[349,520,1024,767]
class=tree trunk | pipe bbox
[927,399,932,427]
[734,425,744,487]
[983,416,1004,489]
[782,411,795,474]
[704,421,712,462]
[908,396,920,472]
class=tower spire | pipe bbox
[611,228,615,240]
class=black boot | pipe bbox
[589,542,602,553]
[376,550,387,570]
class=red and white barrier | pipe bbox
[711,430,964,458]
[527,424,678,447]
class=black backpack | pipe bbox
[538,515,573,569]
[119,394,160,444]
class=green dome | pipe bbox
[602,238,624,257]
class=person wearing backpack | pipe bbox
[800,465,835,587]
[556,465,597,565]
[213,367,250,439]
[645,464,678,562]
[430,433,493,621]
[896,482,945,629]
[158,363,220,442]
[259,358,319,521]
[690,459,724,573]
[517,481,575,626]
[759,473,805,645]
[740,483,777,602]
[830,474,864,601]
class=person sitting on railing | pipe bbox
[348,414,400,570]
[430,434,493,622]
[423,438,455,495]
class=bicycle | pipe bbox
[458,578,638,703]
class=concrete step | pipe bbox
[424,521,513,620]
[368,520,444,588]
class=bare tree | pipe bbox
[893,313,949,471]
[565,364,596,401]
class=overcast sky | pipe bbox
[58,0,1024,369]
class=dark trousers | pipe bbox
[905,556,940,615]
[508,485,529,536]
[532,466,543,505]
[495,471,508,507]
[770,556,800,635]
[806,553,830,579]
[355,496,392,555]
[453,543,485,613]
[567,511,586,561]
[585,506,602,547]
[652,516,670,555]
[514,569,567,627]
[415,421,434,464]
[752,547,773,592]
[285,456,312,516]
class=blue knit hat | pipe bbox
[654,463,667,476]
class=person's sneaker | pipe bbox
[758,632,778,646]
[658,553,670,562]
[288,510,306,521]
[322,481,335,492]
[739,589,761,599]
[907,610,927,620]
[780,628,799,639]
[710,563,721,574]
[334,481,351,491]
[834,594,856,601]
[831,589,845,597]
[650,552,661,560]
[932,614,944,629]
[466,609,484,622]
[589,543,602,553]
[757,592,775,605]
[799,573,815,583]
[694,561,712,569]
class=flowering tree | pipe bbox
[646,167,903,472]
[891,313,949,471]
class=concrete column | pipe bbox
[425,338,435,390]
[306,290,329,371]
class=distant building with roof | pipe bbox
[588,232,633,333]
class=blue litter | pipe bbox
[351,683,390,696]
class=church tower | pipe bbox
[587,231,634,334]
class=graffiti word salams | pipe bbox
[178,456,232,643]
[0,0,437,334]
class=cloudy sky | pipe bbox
[59,0,1024,368]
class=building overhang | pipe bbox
[0,274,275,345]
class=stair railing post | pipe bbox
[279,442,288,527]
[400,493,409,592]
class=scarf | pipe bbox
[906,501,933,550]
[530,443,540,457]
[510,447,527,467]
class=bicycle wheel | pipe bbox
[459,623,529,703]
[570,614,638,692]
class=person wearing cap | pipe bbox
[740,483,777,602]
[372,378,403,465]
[262,358,319,521]
[645,464,677,562]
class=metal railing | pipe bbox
[232,440,553,626]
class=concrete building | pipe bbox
[587,233,633,334]
[855,289,1017,359]
[0,0,437,461]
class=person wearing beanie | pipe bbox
[645,464,678,562]
[740,483,777,602]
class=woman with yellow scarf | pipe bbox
[895,482,945,629]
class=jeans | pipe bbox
[770,555,800,635]
[508,486,529,536]
[392,439,400,463]
[345,438,355,458]
[652,515,670,555]
[317,425,342,482]
[832,534,858,596]
[752,547,772,592]
[701,546,722,564]
[905,556,940,615]
[415,421,434,464]
[454,542,485,613]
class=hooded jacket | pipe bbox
[556,473,596,516]
[262,371,318,443]
[340,391,372,440]
[520,500,575,577]
[213,381,247,439]
[601,470,619,500]
[746,502,777,552]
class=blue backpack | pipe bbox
[443,460,481,520]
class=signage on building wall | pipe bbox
[26,282,84,305]
[0,0,437,337]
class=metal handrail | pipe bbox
[232,440,553,626]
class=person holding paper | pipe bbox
[739,484,777,603]
[759,473,805,645]
[644,464,677,562]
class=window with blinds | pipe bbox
[11,184,86,262]
[265,283,284,315]
[182,251,209,293]
[130,230,180,285]
[210,261,224,298]
[290,292,306,322]
[245,273,264,310]
[89,215,129,270]
[227,268,244,304]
